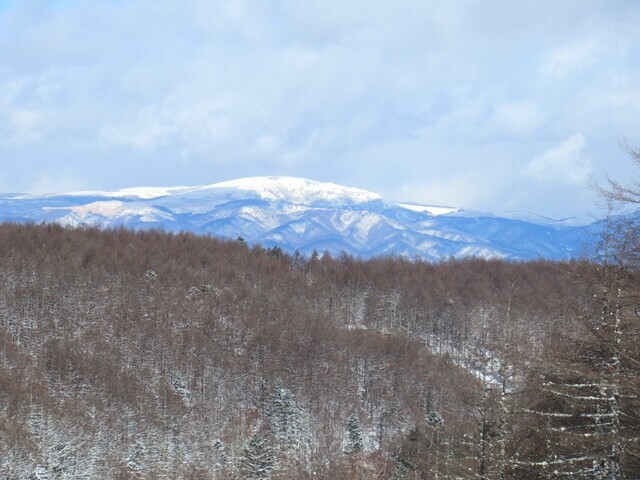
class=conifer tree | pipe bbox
[342,413,364,454]
[514,145,640,478]
[266,378,299,450]
[238,431,277,480]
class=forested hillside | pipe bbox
[1,223,638,479]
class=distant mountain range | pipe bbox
[0,176,597,261]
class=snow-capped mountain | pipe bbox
[0,176,595,260]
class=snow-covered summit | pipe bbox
[203,176,382,205]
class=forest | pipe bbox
[0,207,638,479]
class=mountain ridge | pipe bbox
[0,176,595,261]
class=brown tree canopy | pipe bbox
[0,220,636,479]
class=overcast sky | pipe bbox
[1,0,639,218]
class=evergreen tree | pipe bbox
[342,413,364,454]
[212,438,227,468]
[513,146,640,478]
[238,432,277,480]
[266,378,299,450]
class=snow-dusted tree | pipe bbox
[266,378,299,450]
[238,431,277,480]
[33,413,97,480]
[389,458,410,480]
[343,286,368,329]
[212,438,228,468]
[390,413,449,480]
[342,413,364,454]
[588,150,640,477]
[513,145,640,478]
[265,378,316,475]
[516,353,623,478]
[126,438,147,473]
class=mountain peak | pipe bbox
[201,176,382,205]
[25,176,382,206]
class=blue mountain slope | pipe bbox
[0,177,595,261]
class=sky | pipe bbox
[1,0,639,219]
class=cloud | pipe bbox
[2,108,42,144]
[526,134,590,184]
[541,39,602,78]
[99,96,235,151]
[0,1,638,218]
[486,101,544,139]
[25,171,88,195]
[389,175,487,208]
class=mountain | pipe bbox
[0,176,595,260]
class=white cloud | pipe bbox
[0,1,638,217]
[487,101,544,138]
[541,39,602,78]
[526,134,590,184]
[387,172,500,210]
[25,171,87,195]
[2,108,43,145]
[99,96,236,151]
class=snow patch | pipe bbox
[397,203,460,215]
[44,201,172,223]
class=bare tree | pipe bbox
[590,143,640,478]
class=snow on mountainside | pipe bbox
[210,177,381,204]
[0,176,595,261]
